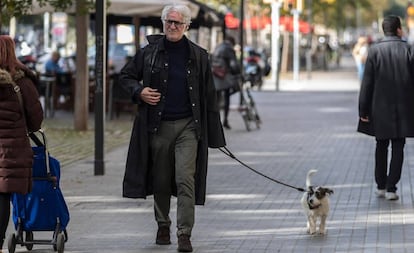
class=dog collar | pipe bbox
[308,203,321,210]
[307,191,321,209]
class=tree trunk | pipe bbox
[74,0,89,130]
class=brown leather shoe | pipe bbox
[156,227,171,245]
[177,234,193,252]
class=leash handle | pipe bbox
[219,147,305,192]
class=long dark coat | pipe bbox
[0,68,43,194]
[211,41,241,91]
[358,36,414,139]
[120,35,226,205]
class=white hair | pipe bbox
[161,4,192,25]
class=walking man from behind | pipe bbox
[358,15,414,201]
[119,4,226,252]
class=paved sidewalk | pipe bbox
[6,56,414,252]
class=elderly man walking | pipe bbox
[119,4,226,252]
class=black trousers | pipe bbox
[0,193,10,247]
[375,138,405,192]
[217,89,230,123]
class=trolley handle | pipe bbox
[29,129,51,175]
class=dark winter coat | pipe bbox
[0,68,43,194]
[358,36,414,139]
[211,41,241,91]
[120,35,226,205]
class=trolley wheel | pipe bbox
[56,232,65,253]
[26,231,34,250]
[63,229,68,242]
[7,233,17,253]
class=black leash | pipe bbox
[219,146,305,192]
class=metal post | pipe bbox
[292,9,300,81]
[44,13,50,50]
[240,0,245,71]
[306,0,312,79]
[270,1,282,91]
[94,0,106,175]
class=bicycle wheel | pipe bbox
[245,88,261,129]
[238,85,251,131]
[239,104,252,131]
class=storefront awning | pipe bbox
[225,13,312,34]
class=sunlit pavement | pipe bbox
[6,55,414,252]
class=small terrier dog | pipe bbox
[301,169,333,235]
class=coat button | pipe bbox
[192,103,195,107]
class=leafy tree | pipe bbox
[0,0,95,32]
[310,0,371,29]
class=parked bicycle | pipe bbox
[238,77,261,131]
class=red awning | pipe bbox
[225,13,311,34]
[244,16,272,30]
[279,15,312,34]
[225,12,240,29]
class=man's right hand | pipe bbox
[140,87,161,105]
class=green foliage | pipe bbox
[310,0,372,29]
[0,0,71,20]
[0,0,96,32]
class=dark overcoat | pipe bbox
[211,41,241,91]
[358,36,414,139]
[0,68,43,194]
[120,35,226,205]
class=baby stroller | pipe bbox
[7,130,69,253]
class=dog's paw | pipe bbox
[318,230,326,235]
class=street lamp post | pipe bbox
[272,1,282,91]
[94,0,106,175]
[292,8,300,81]
[264,0,282,91]
[306,0,312,79]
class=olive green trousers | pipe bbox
[150,117,198,237]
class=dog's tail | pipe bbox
[306,169,318,188]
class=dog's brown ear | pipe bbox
[323,188,334,195]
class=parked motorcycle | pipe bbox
[18,54,37,71]
[15,38,37,72]
[244,50,264,90]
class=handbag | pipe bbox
[212,65,227,79]
[214,73,241,92]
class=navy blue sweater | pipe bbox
[162,37,192,120]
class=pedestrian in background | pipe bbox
[211,35,241,130]
[352,36,369,81]
[0,35,44,251]
[119,4,226,252]
[358,15,414,201]
[45,51,64,75]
